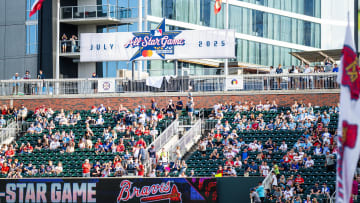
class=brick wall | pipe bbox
[0,93,339,111]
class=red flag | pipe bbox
[336,19,360,203]
[29,0,45,17]
[214,0,222,14]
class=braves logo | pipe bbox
[117,180,182,203]
[341,46,360,100]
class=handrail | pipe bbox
[146,119,179,152]
[0,73,339,96]
[170,119,202,161]
[0,121,18,145]
[0,73,338,83]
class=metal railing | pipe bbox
[0,73,339,96]
[170,119,202,161]
[60,5,135,20]
[60,40,80,53]
[146,119,179,154]
[0,121,18,145]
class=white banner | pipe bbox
[80,19,235,62]
[98,79,115,93]
[225,76,244,90]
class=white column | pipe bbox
[137,0,143,79]
[224,0,229,77]
[144,0,148,72]
[55,0,60,94]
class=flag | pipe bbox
[29,0,45,17]
[214,0,222,14]
[336,20,360,203]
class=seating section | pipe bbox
[2,107,174,178]
[186,104,339,201]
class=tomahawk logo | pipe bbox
[117,180,182,203]
[341,45,360,100]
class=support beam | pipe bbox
[138,0,143,79]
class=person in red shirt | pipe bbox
[82,159,91,177]
[135,128,142,136]
[24,142,33,153]
[157,112,164,121]
[251,121,259,130]
[295,174,304,184]
[283,152,292,163]
[5,146,15,158]
[116,140,125,153]
[143,126,150,136]
[137,163,144,176]
[214,131,222,139]
[1,163,10,174]
[135,138,146,148]
[216,165,223,176]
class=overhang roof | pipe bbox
[290,49,342,64]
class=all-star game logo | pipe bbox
[117,180,182,202]
[124,19,185,61]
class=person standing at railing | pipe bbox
[37,70,45,95]
[303,64,313,89]
[91,72,98,93]
[186,96,195,121]
[70,35,78,52]
[23,70,32,95]
[61,33,68,53]
[269,66,275,90]
[0,115,5,128]
[275,64,283,90]
[12,73,20,95]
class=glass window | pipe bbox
[149,0,321,48]
[26,0,38,55]
[26,0,39,21]
[237,0,321,18]
[26,24,38,55]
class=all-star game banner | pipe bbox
[0,178,217,202]
[80,19,235,62]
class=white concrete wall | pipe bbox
[77,17,97,78]
[321,0,355,50]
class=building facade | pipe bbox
[0,0,38,80]
[0,0,355,79]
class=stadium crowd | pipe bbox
[187,100,345,202]
[0,95,196,178]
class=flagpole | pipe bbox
[224,0,229,77]
[138,0,143,80]
[55,0,60,94]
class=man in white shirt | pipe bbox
[260,161,270,176]
[50,139,60,150]
[96,115,104,125]
[305,156,314,168]
[279,141,288,151]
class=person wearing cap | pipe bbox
[12,73,20,95]
[294,174,304,184]
[82,159,91,177]
[250,188,261,203]
[321,182,330,198]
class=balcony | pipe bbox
[60,5,137,25]
[59,40,80,58]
